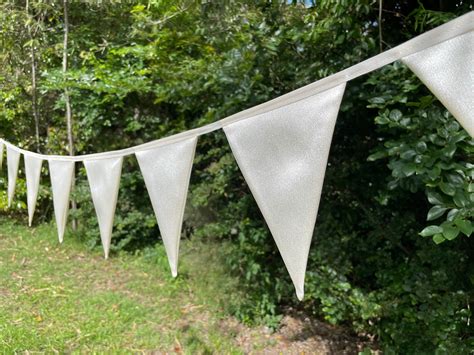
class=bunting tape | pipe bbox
[0,12,473,299]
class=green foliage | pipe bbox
[0,175,27,212]
[0,217,247,352]
[364,62,473,244]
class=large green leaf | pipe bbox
[427,205,448,221]
[419,225,443,237]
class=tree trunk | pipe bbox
[26,0,41,152]
[378,0,383,53]
[63,0,77,230]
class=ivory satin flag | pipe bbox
[24,155,43,226]
[84,157,123,259]
[136,137,197,277]
[49,160,75,243]
[224,84,346,300]
[402,31,474,137]
[7,146,20,208]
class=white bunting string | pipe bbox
[0,12,473,300]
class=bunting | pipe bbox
[49,160,75,243]
[24,155,43,226]
[136,137,197,277]
[224,84,345,299]
[84,157,123,259]
[402,31,474,136]
[0,13,472,300]
[7,146,20,208]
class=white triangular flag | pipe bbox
[136,137,197,277]
[0,141,4,170]
[402,31,474,137]
[84,157,123,259]
[224,84,346,300]
[7,147,21,208]
[25,155,43,226]
[49,160,74,243]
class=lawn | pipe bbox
[0,217,248,353]
[0,217,373,353]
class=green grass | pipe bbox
[0,217,247,353]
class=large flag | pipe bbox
[224,84,346,300]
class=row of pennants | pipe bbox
[0,21,473,300]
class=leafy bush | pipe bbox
[364,62,473,244]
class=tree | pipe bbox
[25,0,41,152]
[62,0,77,229]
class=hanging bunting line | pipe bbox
[0,13,472,299]
[0,11,472,162]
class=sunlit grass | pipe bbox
[0,217,245,353]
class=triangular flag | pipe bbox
[84,157,123,259]
[24,155,43,226]
[0,141,4,170]
[49,160,74,243]
[402,31,474,137]
[223,84,346,300]
[7,146,21,208]
[135,137,197,277]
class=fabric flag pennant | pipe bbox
[402,31,474,137]
[84,157,123,259]
[224,84,346,300]
[25,155,43,226]
[49,160,75,243]
[0,141,4,170]
[7,146,21,208]
[136,137,197,277]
